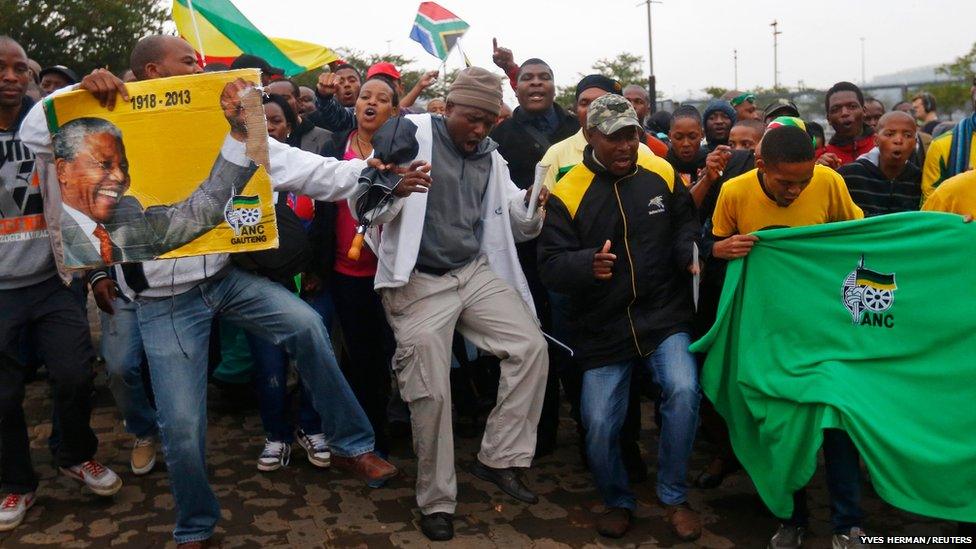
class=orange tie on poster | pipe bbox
[92,224,116,264]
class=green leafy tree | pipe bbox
[552,52,649,111]
[924,42,976,113]
[555,85,577,111]
[702,86,729,99]
[592,52,646,87]
[0,0,169,75]
[936,42,976,82]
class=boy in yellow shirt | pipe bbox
[708,125,868,549]
[711,125,863,259]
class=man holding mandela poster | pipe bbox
[49,76,267,269]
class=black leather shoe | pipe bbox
[470,460,539,504]
[419,512,454,541]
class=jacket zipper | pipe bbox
[611,175,645,357]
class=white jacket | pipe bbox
[358,114,543,311]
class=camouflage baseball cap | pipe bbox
[586,94,642,135]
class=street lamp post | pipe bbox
[638,0,662,112]
[860,37,866,84]
[734,49,738,90]
[771,20,782,89]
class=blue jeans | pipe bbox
[135,268,375,544]
[100,297,157,438]
[245,333,321,442]
[580,332,700,510]
[785,429,864,533]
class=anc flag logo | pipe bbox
[842,255,898,325]
[224,194,262,236]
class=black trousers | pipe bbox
[0,276,97,493]
[331,273,394,454]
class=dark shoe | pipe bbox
[419,512,454,541]
[332,452,398,484]
[597,507,632,538]
[665,503,702,541]
[469,460,538,504]
[695,456,740,489]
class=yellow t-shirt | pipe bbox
[921,169,976,216]
[711,164,864,237]
[540,129,652,190]
[921,131,976,201]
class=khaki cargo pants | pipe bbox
[380,256,548,515]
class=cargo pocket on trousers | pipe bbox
[392,346,434,403]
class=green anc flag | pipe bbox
[690,211,976,522]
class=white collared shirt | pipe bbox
[62,203,104,253]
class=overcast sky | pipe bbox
[230,0,974,100]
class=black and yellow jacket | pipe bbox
[538,146,699,369]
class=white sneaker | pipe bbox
[0,492,35,532]
[833,527,870,549]
[296,429,331,468]
[257,439,291,472]
[60,460,122,496]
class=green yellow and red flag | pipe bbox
[172,0,339,76]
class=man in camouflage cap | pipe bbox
[539,93,703,540]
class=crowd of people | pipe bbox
[1,31,975,549]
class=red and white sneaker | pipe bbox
[60,460,122,496]
[0,492,35,531]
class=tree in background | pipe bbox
[554,52,648,109]
[922,41,976,114]
[0,0,168,75]
[702,86,730,99]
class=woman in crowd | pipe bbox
[309,76,400,456]
[666,105,708,186]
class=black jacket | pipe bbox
[307,129,355,280]
[490,104,579,189]
[538,147,700,369]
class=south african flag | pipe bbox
[409,2,469,61]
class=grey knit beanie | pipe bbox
[447,67,503,117]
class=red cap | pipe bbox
[366,61,401,81]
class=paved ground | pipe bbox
[0,310,962,548]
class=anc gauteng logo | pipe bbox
[842,255,897,326]
[224,195,262,236]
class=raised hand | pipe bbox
[317,72,339,98]
[219,78,254,140]
[492,38,516,71]
[417,70,439,90]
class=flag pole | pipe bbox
[185,0,208,67]
[454,36,471,68]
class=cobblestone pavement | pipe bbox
[0,312,960,548]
